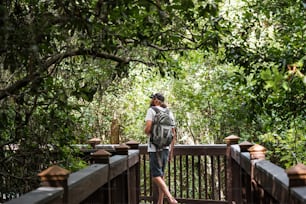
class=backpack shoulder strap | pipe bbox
[151,106,170,114]
[151,106,160,113]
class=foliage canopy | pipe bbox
[0,0,305,199]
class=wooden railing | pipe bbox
[138,144,228,204]
[4,137,306,204]
[226,136,306,204]
[6,148,140,204]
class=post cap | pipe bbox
[286,163,306,187]
[91,149,112,164]
[248,144,267,160]
[115,143,130,155]
[91,149,112,157]
[126,140,140,149]
[38,165,70,182]
[88,137,101,148]
[239,141,253,152]
[224,135,240,145]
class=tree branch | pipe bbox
[44,49,130,68]
[0,74,37,100]
[0,49,131,101]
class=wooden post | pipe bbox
[114,143,130,155]
[239,141,253,152]
[224,135,240,204]
[239,141,253,204]
[248,144,266,204]
[286,163,306,187]
[37,165,70,203]
[90,149,112,204]
[90,149,112,164]
[126,140,140,204]
[88,137,101,149]
[126,140,140,150]
[286,163,306,203]
[248,144,266,160]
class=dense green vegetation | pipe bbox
[0,0,305,198]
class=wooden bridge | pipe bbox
[5,136,306,204]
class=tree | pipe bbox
[221,0,306,167]
[1,0,225,100]
[0,0,224,199]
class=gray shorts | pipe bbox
[149,149,169,177]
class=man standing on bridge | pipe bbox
[144,93,178,204]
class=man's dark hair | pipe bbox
[150,93,165,102]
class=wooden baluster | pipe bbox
[186,154,189,198]
[179,155,183,198]
[198,155,201,199]
[204,155,208,199]
[217,155,221,200]
[192,155,195,199]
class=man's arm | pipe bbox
[144,120,153,136]
[169,128,176,161]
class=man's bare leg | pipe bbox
[158,187,164,204]
[157,176,165,204]
[152,176,178,204]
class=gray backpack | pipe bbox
[150,106,174,150]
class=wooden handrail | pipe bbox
[4,142,306,204]
[6,150,140,204]
[230,143,306,204]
